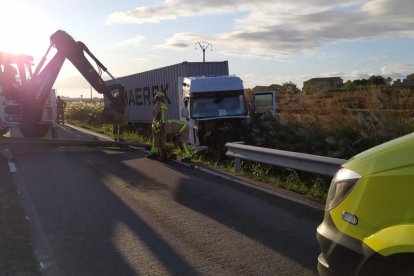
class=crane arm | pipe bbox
[24,30,126,125]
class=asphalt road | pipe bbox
[4,125,324,275]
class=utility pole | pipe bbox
[195,41,212,62]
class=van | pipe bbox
[316,133,414,275]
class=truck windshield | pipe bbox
[190,91,247,119]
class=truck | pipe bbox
[107,62,252,149]
[0,30,126,138]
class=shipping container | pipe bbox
[108,61,229,123]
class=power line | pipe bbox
[195,41,212,62]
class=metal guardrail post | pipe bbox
[234,157,241,173]
[225,143,347,176]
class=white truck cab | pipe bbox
[179,75,249,148]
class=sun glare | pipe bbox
[0,2,54,61]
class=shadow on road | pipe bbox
[172,163,323,272]
[15,148,198,275]
[15,142,323,275]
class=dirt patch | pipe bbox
[0,161,39,275]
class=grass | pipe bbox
[192,154,330,203]
[242,163,330,203]
[68,120,150,144]
[69,120,113,135]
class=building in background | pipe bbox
[302,77,344,93]
[252,84,282,92]
[393,73,414,87]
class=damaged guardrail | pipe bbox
[225,143,347,176]
[0,137,150,149]
[0,137,150,162]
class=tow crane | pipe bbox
[0,30,127,138]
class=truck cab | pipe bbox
[179,75,249,148]
[0,52,57,137]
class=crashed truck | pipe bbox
[105,61,261,150]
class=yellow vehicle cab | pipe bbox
[317,132,414,275]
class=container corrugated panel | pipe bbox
[109,61,229,123]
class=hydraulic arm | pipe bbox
[22,30,126,127]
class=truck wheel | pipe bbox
[19,124,50,138]
[0,127,10,136]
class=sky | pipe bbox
[1,0,414,98]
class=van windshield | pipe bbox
[190,91,247,119]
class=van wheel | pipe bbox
[360,254,414,276]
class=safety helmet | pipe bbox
[155,91,165,99]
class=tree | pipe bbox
[368,75,387,85]
[347,75,393,89]
[281,81,300,94]
[354,79,369,86]
[302,81,318,94]
[344,80,357,90]
[385,77,392,86]
[244,88,253,103]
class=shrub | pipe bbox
[248,87,414,159]
[65,101,105,125]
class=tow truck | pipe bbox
[0,30,127,138]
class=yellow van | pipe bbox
[316,133,414,275]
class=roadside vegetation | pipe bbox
[65,101,149,144]
[65,84,414,203]
[248,86,414,159]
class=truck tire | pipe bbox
[0,127,10,136]
[19,123,50,138]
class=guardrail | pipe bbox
[0,137,149,149]
[225,143,347,176]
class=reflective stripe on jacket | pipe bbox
[167,119,188,134]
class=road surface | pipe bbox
[3,125,323,275]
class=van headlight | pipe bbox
[325,168,361,211]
